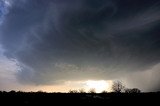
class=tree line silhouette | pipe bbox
[0,81,141,94]
[0,81,159,105]
[68,81,141,93]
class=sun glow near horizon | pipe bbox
[85,80,113,93]
[4,80,113,93]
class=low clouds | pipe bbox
[0,0,160,91]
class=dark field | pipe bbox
[0,91,160,105]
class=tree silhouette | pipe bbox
[112,81,125,93]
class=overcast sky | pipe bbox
[0,0,160,92]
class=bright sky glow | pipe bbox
[85,80,112,93]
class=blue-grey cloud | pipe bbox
[0,0,9,24]
[0,0,160,91]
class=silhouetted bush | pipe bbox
[78,89,86,93]
[125,88,141,93]
[88,88,96,93]
[68,90,78,93]
[101,90,108,93]
[9,90,16,93]
[37,90,45,93]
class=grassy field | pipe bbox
[0,91,159,105]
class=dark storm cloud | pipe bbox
[0,0,160,89]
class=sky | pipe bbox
[0,0,160,92]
